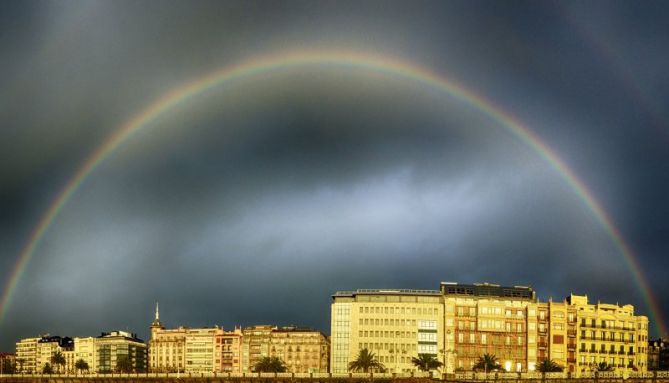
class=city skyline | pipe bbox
[2,1,669,352]
[6,282,655,349]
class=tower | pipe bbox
[151,302,163,333]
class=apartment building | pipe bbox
[331,288,444,373]
[96,331,147,373]
[73,337,98,373]
[15,337,40,374]
[570,294,649,372]
[648,338,669,370]
[215,327,243,373]
[442,283,536,373]
[240,325,329,373]
[36,336,74,373]
[331,282,649,376]
[269,326,329,373]
[149,303,239,373]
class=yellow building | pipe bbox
[569,294,648,373]
[216,327,243,373]
[15,337,40,374]
[331,289,444,374]
[73,337,98,373]
[442,283,536,373]
[185,327,218,373]
[241,325,329,373]
[35,336,74,373]
[149,303,187,372]
[148,303,226,373]
[332,282,650,376]
[270,326,329,373]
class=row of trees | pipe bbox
[470,353,616,374]
[347,349,443,373]
[36,351,135,374]
[9,349,620,375]
[345,349,618,375]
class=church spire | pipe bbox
[151,301,163,328]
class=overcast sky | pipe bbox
[1,1,669,350]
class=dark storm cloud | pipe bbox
[2,0,669,349]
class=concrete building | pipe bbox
[215,327,243,373]
[569,294,649,373]
[15,337,40,374]
[648,338,669,370]
[0,352,16,374]
[269,326,329,373]
[148,303,226,373]
[149,304,187,372]
[73,337,98,373]
[184,327,218,373]
[36,336,74,373]
[442,283,536,373]
[241,325,329,373]
[331,282,649,376]
[96,331,147,373]
[331,288,444,374]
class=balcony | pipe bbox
[567,358,576,363]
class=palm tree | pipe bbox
[348,348,385,373]
[596,362,614,372]
[538,359,563,372]
[75,359,89,375]
[50,351,66,374]
[253,356,287,373]
[473,353,500,373]
[42,363,54,375]
[115,355,134,373]
[411,354,443,372]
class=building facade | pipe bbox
[648,338,668,371]
[0,352,16,374]
[268,326,329,373]
[331,282,649,376]
[96,331,147,373]
[331,288,444,374]
[73,337,98,373]
[15,337,40,374]
[36,336,74,373]
[241,325,329,373]
[215,327,243,373]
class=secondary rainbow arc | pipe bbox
[2,50,665,336]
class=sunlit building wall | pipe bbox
[442,283,536,373]
[269,326,329,373]
[73,337,98,373]
[570,294,648,373]
[330,289,444,374]
[241,325,273,371]
[36,336,74,373]
[15,337,40,374]
[149,304,187,372]
[240,325,330,373]
[215,327,243,373]
[184,327,218,373]
[332,282,649,376]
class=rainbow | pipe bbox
[2,50,665,336]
